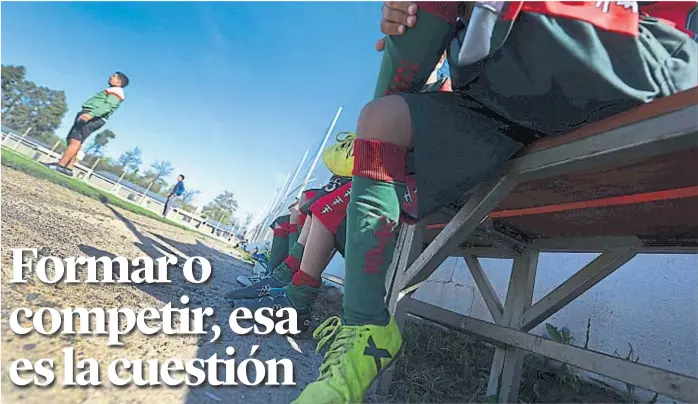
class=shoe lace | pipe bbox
[312,316,364,380]
[257,283,272,297]
[251,273,270,283]
[334,132,356,160]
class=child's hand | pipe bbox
[376,2,418,52]
[78,113,92,122]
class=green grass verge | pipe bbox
[1,147,189,230]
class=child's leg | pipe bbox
[288,206,301,250]
[229,185,335,294]
[270,179,349,286]
[230,182,351,309]
[58,113,104,168]
[227,214,307,299]
[297,213,312,244]
[67,155,79,169]
[294,89,524,404]
[341,96,412,326]
[162,197,170,216]
[59,139,82,167]
[283,181,352,307]
[267,215,291,270]
[296,216,335,280]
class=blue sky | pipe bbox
[1,1,386,220]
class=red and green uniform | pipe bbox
[295,3,697,402]
[344,0,698,327]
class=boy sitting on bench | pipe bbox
[292,2,697,403]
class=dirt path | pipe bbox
[1,167,323,404]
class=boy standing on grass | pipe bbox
[162,174,185,216]
[46,72,129,176]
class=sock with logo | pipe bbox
[272,242,304,284]
[288,223,300,252]
[373,3,458,98]
[267,223,290,270]
[286,270,322,308]
[342,139,406,326]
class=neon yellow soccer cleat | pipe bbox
[291,315,403,404]
[322,132,355,178]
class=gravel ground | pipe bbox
[1,167,324,404]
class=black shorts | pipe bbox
[401,15,696,220]
[66,111,106,143]
[402,92,534,219]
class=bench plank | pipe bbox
[527,87,698,153]
[497,148,698,210]
[494,197,698,241]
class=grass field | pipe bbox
[1,147,191,229]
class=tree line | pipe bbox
[1,64,251,230]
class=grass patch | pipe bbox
[1,147,188,230]
[373,319,627,403]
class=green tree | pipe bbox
[1,65,27,115]
[201,191,239,224]
[138,160,173,195]
[117,147,142,173]
[84,129,117,155]
[182,189,200,205]
[1,64,68,145]
[176,189,200,214]
[145,160,173,183]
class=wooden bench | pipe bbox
[378,87,698,403]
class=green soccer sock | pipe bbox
[288,223,300,252]
[286,269,322,308]
[267,224,290,270]
[272,242,304,284]
[373,6,455,97]
[286,283,320,309]
[342,139,406,326]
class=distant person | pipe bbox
[46,72,129,176]
[163,174,185,216]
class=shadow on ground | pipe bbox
[77,197,324,404]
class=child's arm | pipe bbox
[373,2,460,99]
[89,94,122,119]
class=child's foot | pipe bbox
[44,162,73,177]
[236,274,264,287]
[224,275,285,300]
[291,316,403,404]
[230,289,313,333]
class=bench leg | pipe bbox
[486,250,539,403]
[464,255,505,324]
[375,223,424,395]
[386,223,425,313]
[521,250,636,332]
[401,178,518,291]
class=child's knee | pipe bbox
[357,95,412,145]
